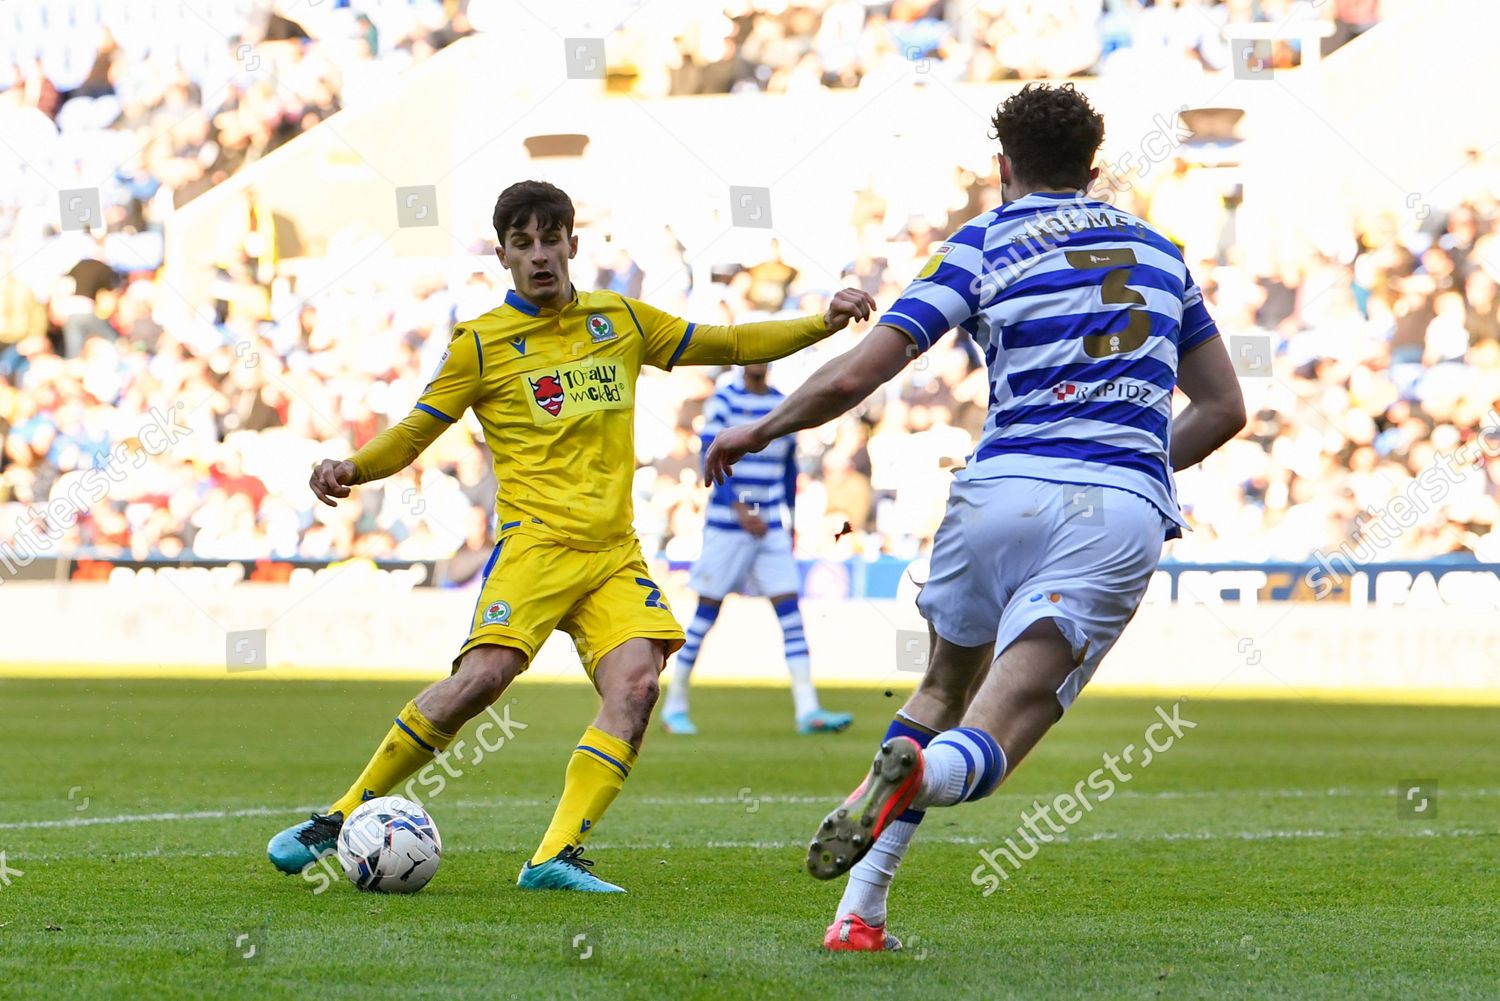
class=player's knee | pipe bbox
[605,661,659,721]
[625,669,660,719]
[456,646,523,705]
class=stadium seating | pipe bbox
[3,0,1499,573]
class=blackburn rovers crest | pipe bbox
[586,313,615,343]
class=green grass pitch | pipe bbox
[0,678,1495,999]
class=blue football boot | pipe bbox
[661,710,698,735]
[517,846,625,893]
[798,708,854,734]
[267,812,343,874]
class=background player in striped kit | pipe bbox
[661,363,853,736]
[706,83,1246,949]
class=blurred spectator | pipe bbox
[745,240,799,313]
[617,0,1371,95]
[1326,0,1382,53]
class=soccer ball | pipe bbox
[336,796,442,893]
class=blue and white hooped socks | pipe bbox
[913,727,1008,808]
[773,596,820,719]
[662,600,721,717]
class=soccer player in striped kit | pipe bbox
[707,83,1246,948]
[661,363,853,736]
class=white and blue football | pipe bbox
[336,795,442,893]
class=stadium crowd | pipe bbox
[9,0,1500,580]
[0,1,473,241]
[618,0,1382,95]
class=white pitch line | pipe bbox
[0,805,314,831]
[4,788,1496,832]
[0,797,821,831]
[617,828,1496,849]
[1111,787,1500,800]
[5,827,1492,863]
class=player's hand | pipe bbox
[310,459,357,507]
[704,422,768,486]
[736,505,769,538]
[822,288,878,333]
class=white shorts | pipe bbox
[916,476,1166,711]
[690,526,801,601]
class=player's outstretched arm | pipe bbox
[704,324,913,485]
[671,288,876,367]
[308,407,449,507]
[1169,335,1247,471]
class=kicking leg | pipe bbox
[518,637,664,893]
[267,644,524,873]
[912,484,1163,809]
[661,597,720,735]
[914,619,1073,809]
[823,479,1162,945]
[823,631,992,950]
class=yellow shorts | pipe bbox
[455,531,684,678]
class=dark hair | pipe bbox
[989,83,1105,190]
[492,180,575,243]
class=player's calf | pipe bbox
[265,646,525,877]
[595,646,660,746]
[661,598,719,733]
[520,639,665,891]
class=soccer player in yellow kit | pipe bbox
[266,180,875,892]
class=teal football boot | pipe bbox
[267,812,343,874]
[661,710,698,735]
[797,708,854,734]
[517,846,625,893]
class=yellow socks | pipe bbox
[329,701,457,819]
[329,710,637,866]
[530,726,638,865]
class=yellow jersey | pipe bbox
[353,287,829,551]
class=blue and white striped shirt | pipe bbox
[701,378,797,533]
[881,191,1219,536]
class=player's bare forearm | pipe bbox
[731,501,768,537]
[1169,336,1246,471]
[348,408,450,484]
[704,324,913,485]
[1169,403,1244,470]
[758,324,914,441]
[756,352,872,443]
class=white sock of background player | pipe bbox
[662,599,720,717]
[773,595,820,719]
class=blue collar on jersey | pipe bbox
[504,286,578,317]
[504,289,540,316]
